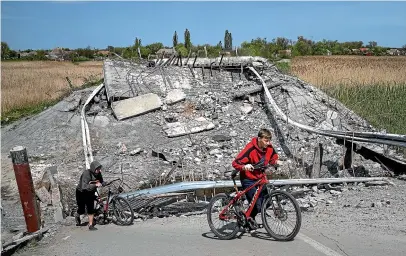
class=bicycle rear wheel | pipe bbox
[112,196,134,225]
[261,190,301,241]
[207,193,240,240]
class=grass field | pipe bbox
[1,61,103,123]
[290,56,406,135]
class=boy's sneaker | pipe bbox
[75,214,81,226]
[88,224,98,231]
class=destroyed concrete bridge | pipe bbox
[73,54,406,216]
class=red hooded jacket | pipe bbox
[232,137,279,180]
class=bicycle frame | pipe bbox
[95,179,121,215]
[219,173,270,221]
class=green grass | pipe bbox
[274,61,291,74]
[1,77,103,125]
[322,83,406,135]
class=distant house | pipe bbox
[351,49,360,55]
[45,47,76,61]
[156,48,177,58]
[278,49,292,57]
[387,49,401,56]
[46,47,65,60]
[220,50,232,56]
[19,51,37,58]
[359,47,372,56]
[96,50,111,56]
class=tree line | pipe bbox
[2,28,406,61]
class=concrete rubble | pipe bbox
[89,57,405,186]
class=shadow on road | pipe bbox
[251,230,296,242]
[201,231,245,240]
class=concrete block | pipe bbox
[35,186,52,205]
[51,185,61,205]
[163,117,215,137]
[240,103,253,114]
[111,93,162,120]
[53,206,64,223]
[165,89,186,105]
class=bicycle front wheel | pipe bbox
[207,193,240,240]
[112,196,134,225]
[261,190,301,241]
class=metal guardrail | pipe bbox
[120,177,389,199]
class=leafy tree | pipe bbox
[139,46,151,58]
[204,44,222,58]
[184,29,191,50]
[1,42,11,59]
[36,50,47,60]
[240,37,268,57]
[122,47,133,59]
[276,37,289,50]
[146,42,164,54]
[342,41,363,50]
[372,46,386,56]
[368,41,378,48]
[292,36,313,56]
[175,43,188,57]
[134,38,142,49]
[224,30,233,51]
[76,46,94,59]
[173,31,178,47]
[107,46,114,52]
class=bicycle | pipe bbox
[207,164,302,241]
[93,177,135,226]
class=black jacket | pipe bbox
[76,160,104,192]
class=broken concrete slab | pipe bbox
[103,59,135,102]
[111,93,162,120]
[163,117,215,137]
[165,89,186,105]
[2,227,50,255]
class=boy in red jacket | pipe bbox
[232,128,282,229]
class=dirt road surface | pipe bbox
[13,209,406,256]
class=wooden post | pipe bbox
[10,146,41,233]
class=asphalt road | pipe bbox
[14,214,406,256]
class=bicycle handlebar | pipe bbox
[231,164,277,179]
[103,178,121,187]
